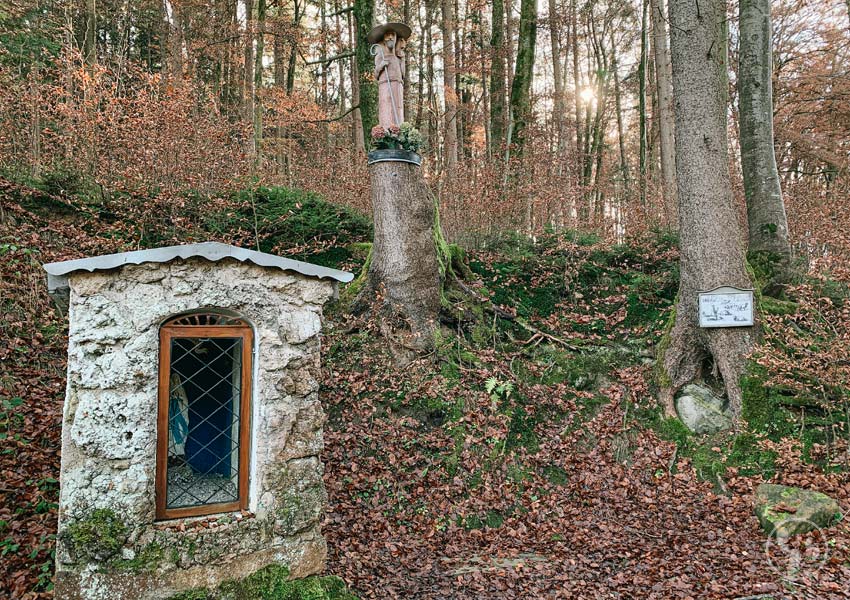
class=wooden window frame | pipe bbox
[156,319,253,520]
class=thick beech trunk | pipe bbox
[651,0,677,224]
[739,0,792,272]
[662,0,757,419]
[356,162,441,349]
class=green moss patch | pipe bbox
[61,508,128,563]
[169,565,359,600]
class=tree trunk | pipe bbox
[548,0,565,153]
[638,0,649,206]
[738,0,792,277]
[253,0,266,157]
[356,162,441,350]
[651,0,677,224]
[662,0,757,420]
[348,9,366,153]
[244,0,254,122]
[286,0,302,94]
[508,0,537,159]
[441,0,459,170]
[84,0,97,65]
[610,30,629,195]
[354,0,377,140]
[403,0,412,119]
[571,0,582,176]
[489,0,506,155]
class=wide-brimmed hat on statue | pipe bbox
[367,22,412,45]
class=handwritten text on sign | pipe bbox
[698,287,754,328]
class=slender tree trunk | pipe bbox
[571,0,582,178]
[651,0,677,224]
[425,1,437,152]
[662,0,757,420]
[508,0,537,159]
[286,0,302,94]
[610,31,629,194]
[480,10,490,156]
[274,11,286,86]
[455,0,466,159]
[490,0,506,154]
[244,0,254,121]
[505,0,515,91]
[253,0,266,157]
[739,0,792,278]
[638,0,649,206]
[403,0,412,119]
[84,0,97,65]
[548,0,565,153]
[354,0,377,141]
[348,9,366,153]
[415,1,427,130]
[441,0,459,170]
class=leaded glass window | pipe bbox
[156,313,252,519]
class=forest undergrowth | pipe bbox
[1,177,849,599]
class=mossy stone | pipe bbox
[754,483,842,537]
[61,508,128,563]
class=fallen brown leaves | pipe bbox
[2,186,850,599]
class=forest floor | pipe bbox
[1,178,849,599]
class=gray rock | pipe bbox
[675,383,733,434]
[755,484,842,537]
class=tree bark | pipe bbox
[738,0,792,274]
[610,31,629,195]
[571,0,582,175]
[548,0,565,153]
[441,0,459,170]
[286,0,302,94]
[84,0,97,65]
[244,0,255,121]
[489,0,507,154]
[651,0,677,224]
[508,0,537,159]
[354,0,377,140]
[253,0,266,157]
[356,162,441,350]
[348,9,366,153]
[638,0,649,206]
[662,0,757,419]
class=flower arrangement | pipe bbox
[371,122,424,153]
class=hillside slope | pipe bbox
[1,180,848,599]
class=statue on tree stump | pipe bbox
[352,23,444,358]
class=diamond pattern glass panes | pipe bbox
[166,336,242,509]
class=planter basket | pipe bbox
[367,149,422,166]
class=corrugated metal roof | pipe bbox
[43,242,354,292]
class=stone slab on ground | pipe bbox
[754,483,842,537]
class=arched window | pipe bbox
[156,312,252,519]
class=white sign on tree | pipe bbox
[698,286,755,328]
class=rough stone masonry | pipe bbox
[52,256,339,600]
